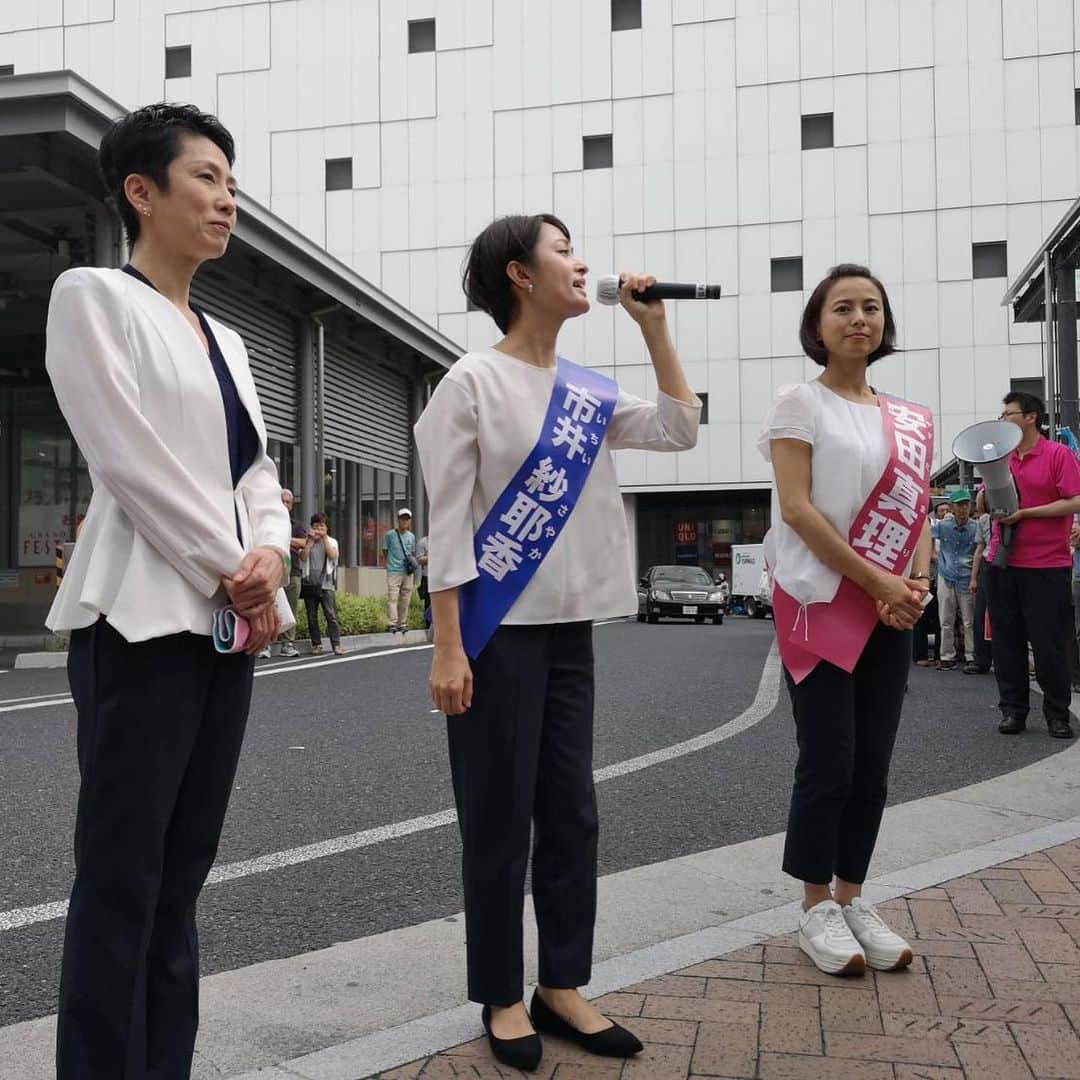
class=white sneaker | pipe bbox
[797,899,866,976]
[257,646,272,659]
[842,896,914,971]
[280,643,300,658]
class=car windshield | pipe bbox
[653,567,712,585]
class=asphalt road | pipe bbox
[0,618,1070,1026]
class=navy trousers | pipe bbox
[782,624,910,886]
[446,622,599,1005]
[57,617,253,1080]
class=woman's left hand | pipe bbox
[244,605,279,656]
[618,272,666,327]
[224,547,285,615]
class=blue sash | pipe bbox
[459,356,619,658]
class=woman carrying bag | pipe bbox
[300,512,344,655]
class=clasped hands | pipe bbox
[873,572,929,632]
[221,547,284,655]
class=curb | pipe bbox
[13,629,431,670]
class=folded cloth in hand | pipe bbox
[212,606,251,654]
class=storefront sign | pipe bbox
[675,520,698,544]
[709,519,736,543]
[19,506,70,567]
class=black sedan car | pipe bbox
[636,565,725,625]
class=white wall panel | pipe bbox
[901,138,936,212]
[802,149,835,219]
[898,0,933,68]
[737,155,770,224]
[935,134,972,208]
[1002,0,1039,59]
[770,151,802,221]
[738,295,772,359]
[969,60,1006,134]
[1037,0,1073,55]
[766,9,799,83]
[937,282,974,348]
[867,142,903,215]
[832,0,867,77]
[866,0,900,73]
[1005,128,1042,203]
[737,85,769,156]
[934,65,970,136]
[799,0,833,80]
[833,74,868,146]
[936,208,973,281]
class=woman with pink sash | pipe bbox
[759,264,933,978]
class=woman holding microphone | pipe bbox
[415,213,700,1070]
[760,264,933,978]
[46,104,290,1078]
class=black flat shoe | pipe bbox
[998,714,1026,734]
[481,1005,542,1071]
[529,989,643,1058]
[1048,720,1075,739]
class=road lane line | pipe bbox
[0,639,779,933]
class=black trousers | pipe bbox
[973,574,992,670]
[305,589,341,647]
[984,565,1072,727]
[57,618,254,1080]
[783,624,910,886]
[447,622,598,1005]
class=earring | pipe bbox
[527,283,534,293]
[142,207,150,216]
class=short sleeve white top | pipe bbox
[757,380,898,606]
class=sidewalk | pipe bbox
[385,841,1080,1079]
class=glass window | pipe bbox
[18,430,84,567]
[611,0,642,31]
[408,18,436,53]
[583,134,613,170]
[771,257,803,293]
[801,113,834,150]
[325,158,353,192]
[697,393,709,425]
[165,45,191,79]
[376,469,393,566]
[361,465,377,566]
[973,241,1007,279]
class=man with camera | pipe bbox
[984,392,1080,738]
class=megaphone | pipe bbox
[952,420,1023,567]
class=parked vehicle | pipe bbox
[636,565,725,625]
[731,544,773,619]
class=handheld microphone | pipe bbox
[595,274,722,305]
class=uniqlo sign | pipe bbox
[675,520,697,544]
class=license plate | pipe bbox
[682,605,698,615]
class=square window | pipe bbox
[1074,88,1080,125]
[325,157,353,192]
[1010,377,1045,404]
[801,113,834,150]
[0,65,14,77]
[611,0,642,31]
[771,257,803,293]
[408,18,436,54]
[972,241,1007,279]
[697,392,709,425]
[583,134,613,170]
[165,45,191,79]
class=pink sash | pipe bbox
[772,395,934,684]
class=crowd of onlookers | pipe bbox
[258,492,429,658]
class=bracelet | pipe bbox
[912,573,931,581]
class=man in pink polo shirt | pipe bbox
[984,392,1080,738]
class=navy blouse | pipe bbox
[122,264,260,488]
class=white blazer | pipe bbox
[45,266,292,643]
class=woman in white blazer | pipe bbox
[46,104,291,1080]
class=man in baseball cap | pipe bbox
[383,508,417,633]
[933,489,978,670]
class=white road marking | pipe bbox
[0,692,75,707]
[0,698,73,714]
[0,641,780,934]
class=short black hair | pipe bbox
[98,102,236,247]
[310,512,329,526]
[1003,390,1044,421]
[462,213,571,333]
[799,263,897,366]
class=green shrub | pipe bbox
[295,585,426,638]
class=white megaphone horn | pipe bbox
[952,420,1023,567]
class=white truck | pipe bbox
[731,543,773,619]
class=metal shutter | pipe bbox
[190,266,299,442]
[323,338,410,472]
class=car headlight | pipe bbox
[652,590,671,601]
[708,591,724,602]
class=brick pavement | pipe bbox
[377,840,1080,1078]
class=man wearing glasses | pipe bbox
[984,392,1080,738]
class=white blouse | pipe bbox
[414,350,701,625]
[758,379,899,606]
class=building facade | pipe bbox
[2,0,1079,587]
